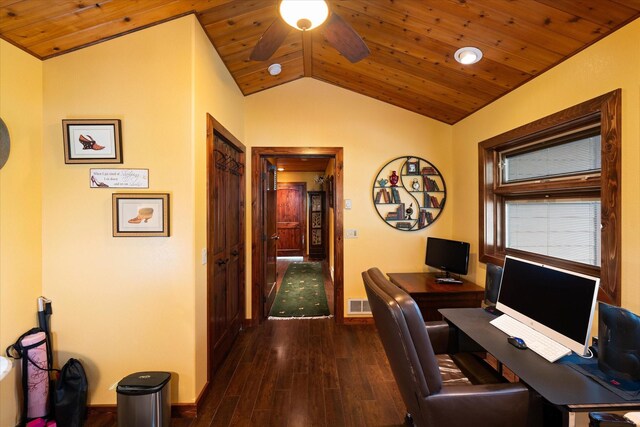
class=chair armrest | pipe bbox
[423,383,530,427]
[424,321,451,354]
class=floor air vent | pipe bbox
[348,298,371,314]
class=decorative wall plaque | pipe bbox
[90,168,149,188]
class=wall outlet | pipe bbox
[346,229,358,238]
[201,248,207,265]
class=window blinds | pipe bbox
[502,135,601,183]
[505,200,601,266]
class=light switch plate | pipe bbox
[346,229,358,238]
[201,248,207,265]
[345,199,352,209]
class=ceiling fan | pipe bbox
[250,0,370,63]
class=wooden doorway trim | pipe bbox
[251,147,344,324]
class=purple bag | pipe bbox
[6,328,53,425]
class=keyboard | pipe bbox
[490,314,571,363]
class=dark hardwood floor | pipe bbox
[199,319,405,427]
[87,320,405,427]
[87,260,403,426]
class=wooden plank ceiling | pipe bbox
[2,0,639,124]
[276,157,330,172]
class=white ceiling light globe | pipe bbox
[280,0,329,31]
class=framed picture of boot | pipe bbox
[112,193,169,237]
[62,119,122,164]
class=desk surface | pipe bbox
[387,272,484,294]
[389,273,484,321]
[441,308,640,409]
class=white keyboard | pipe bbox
[490,314,571,363]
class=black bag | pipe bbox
[55,358,88,427]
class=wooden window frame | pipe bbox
[479,89,621,305]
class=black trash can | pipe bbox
[116,371,171,427]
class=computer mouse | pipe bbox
[508,336,528,350]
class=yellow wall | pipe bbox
[245,79,454,313]
[451,18,640,314]
[0,40,43,427]
[192,19,245,395]
[39,15,244,406]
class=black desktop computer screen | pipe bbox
[496,256,600,355]
[425,237,470,276]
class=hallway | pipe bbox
[274,257,334,317]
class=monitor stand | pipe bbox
[435,270,464,280]
[436,270,453,279]
[435,271,463,284]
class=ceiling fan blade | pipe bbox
[321,12,370,63]
[250,18,291,61]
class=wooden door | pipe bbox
[263,159,278,316]
[276,182,306,257]
[208,116,245,377]
[226,146,243,342]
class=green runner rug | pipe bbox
[269,262,331,319]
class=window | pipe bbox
[501,130,601,184]
[479,90,621,305]
[505,199,601,266]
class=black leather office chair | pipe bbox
[363,267,535,427]
[599,302,640,381]
[589,412,637,426]
[484,263,503,307]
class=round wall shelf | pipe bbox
[372,156,446,231]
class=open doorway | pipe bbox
[251,147,344,324]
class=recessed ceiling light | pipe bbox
[454,47,483,65]
[277,167,285,171]
[268,63,282,76]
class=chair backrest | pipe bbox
[362,268,443,410]
[485,263,503,305]
[599,302,640,381]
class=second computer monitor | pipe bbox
[425,237,470,277]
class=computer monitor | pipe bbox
[496,256,600,356]
[425,237,470,277]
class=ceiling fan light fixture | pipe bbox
[454,47,483,65]
[279,0,329,31]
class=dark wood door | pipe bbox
[263,159,278,316]
[276,182,306,257]
[208,118,245,377]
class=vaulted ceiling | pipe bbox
[2,0,639,124]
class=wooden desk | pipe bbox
[387,272,484,321]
